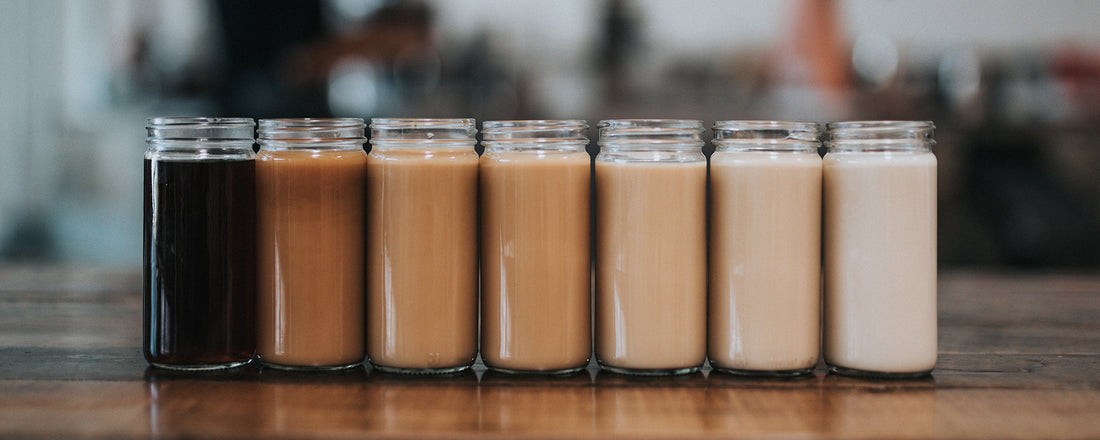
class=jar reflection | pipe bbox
[704,373,827,435]
[478,371,595,435]
[592,371,707,435]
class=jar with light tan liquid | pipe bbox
[594,119,707,375]
[823,120,937,377]
[367,118,479,374]
[256,118,367,370]
[709,120,822,376]
[480,120,592,374]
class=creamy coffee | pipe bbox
[595,141,707,374]
[823,121,937,376]
[367,119,479,373]
[256,146,367,369]
[480,136,591,373]
[709,149,821,374]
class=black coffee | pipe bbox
[143,158,256,367]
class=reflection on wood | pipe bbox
[0,267,1098,438]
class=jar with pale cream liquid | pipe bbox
[709,120,822,376]
[823,120,937,377]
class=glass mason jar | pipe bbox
[480,120,592,374]
[144,116,256,370]
[255,118,367,370]
[367,118,479,374]
[594,119,707,375]
[708,121,822,376]
[823,120,937,377]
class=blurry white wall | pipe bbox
[1,0,1099,267]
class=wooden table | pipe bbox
[0,267,1097,439]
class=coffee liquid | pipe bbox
[480,150,591,373]
[256,149,366,368]
[366,147,479,372]
[823,151,938,375]
[595,161,707,373]
[709,152,821,374]
[143,159,256,367]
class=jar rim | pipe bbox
[370,118,475,129]
[147,116,254,127]
[713,120,821,147]
[597,119,705,149]
[597,119,704,130]
[714,120,820,131]
[370,118,477,144]
[482,119,587,129]
[827,120,932,147]
[825,120,935,150]
[482,120,588,144]
[258,118,365,140]
[258,118,365,133]
[146,116,255,142]
[826,120,934,130]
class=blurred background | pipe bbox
[0,0,1097,269]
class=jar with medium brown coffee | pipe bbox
[256,118,367,370]
[480,120,592,374]
[367,118,479,374]
[594,119,707,375]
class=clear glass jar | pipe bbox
[709,121,822,376]
[367,118,479,374]
[594,119,707,375]
[144,116,256,370]
[480,120,591,374]
[823,120,937,377]
[255,118,367,370]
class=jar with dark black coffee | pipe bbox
[143,117,257,370]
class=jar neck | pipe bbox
[482,120,588,152]
[370,118,476,148]
[147,117,254,141]
[713,120,820,153]
[597,119,705,152]
[146,117,255,159]
[825,121,935,152]
[258,118,366,150]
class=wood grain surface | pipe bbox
[0,267,1097,439]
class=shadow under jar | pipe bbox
[594,119,707,375]
[823,121,937,378]
[143,117,257,370]
[366,118,479,374]
[708,120,822,376]
[480,120,592,374]
[255,118,367,370]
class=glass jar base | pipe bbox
[486,364,588,376]
[149,358,253,371]
[599,364,700,376]
[261,360,363,372]
[370,363,473,375]
[828,364,932,379]
[712,367,814,377]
